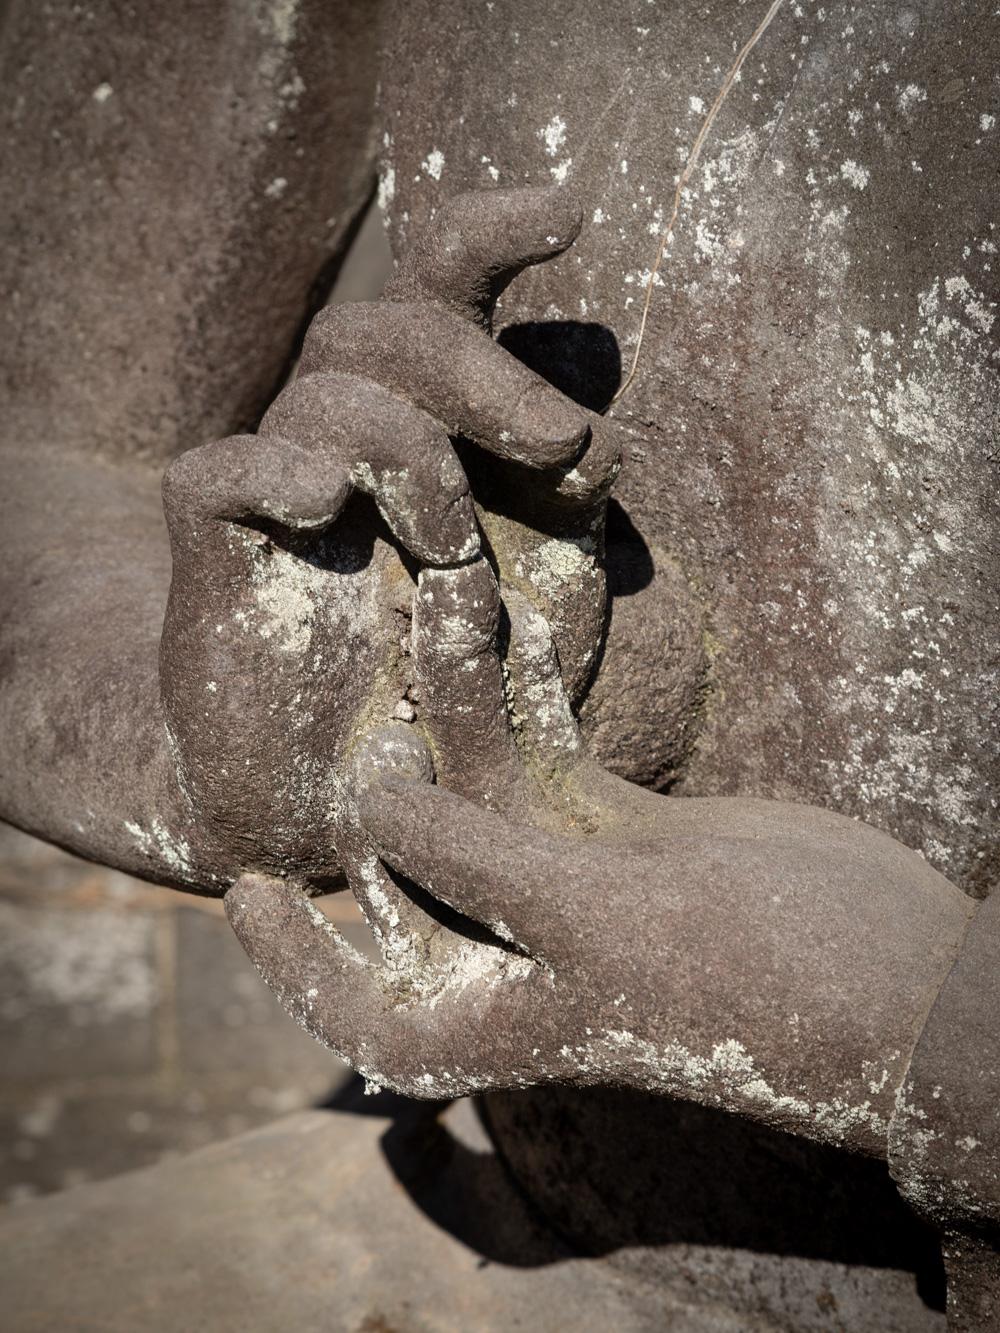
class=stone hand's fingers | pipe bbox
[225,874,393,1073]
[226,872,546,1099]
[340,723,443,964]
[501,589,582,761]
[344,852,428,967]
[382,185,620,501]
[384,186,583,328]
[162,433,351,539]
[301,302,589,470]
[470,414,621,516]
[261,372,478,566]
[412,559,526,805]
[543,414,622,506]
[358,777,578,967]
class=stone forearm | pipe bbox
[0,448,211,890]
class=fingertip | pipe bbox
[350,722,435,808]
[224,871,295,933]
[470,183,583,256]
[387,185,584,321]
[528,184,584,252]
[374,482,480,567]
[510,382,590,467]
[547,418,622,504]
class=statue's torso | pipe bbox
[383,0,999,896]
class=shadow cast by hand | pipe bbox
[322,1078,945,1313]
[497,320,622,414]
[321,1077,570,1267]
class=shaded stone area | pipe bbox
[0,824,369,1205]
[486,1085,947,1331]
[0,1087,952,1332]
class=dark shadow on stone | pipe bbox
[472,314,623,558]
[247,490,379,573]
[485,1087,947,1312]
[497,321,621,413]
[605,500,654,596]
[389,862,525,952]
[319,1076,570,1267]
[575,501,656,713]
[320,1078,945,1314]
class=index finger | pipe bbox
[385,186,583,330]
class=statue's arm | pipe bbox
[0,446,197,881]
[0,0,383,467]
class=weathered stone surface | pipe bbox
[0,0,379,465]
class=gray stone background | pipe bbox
[0,200,393,1209]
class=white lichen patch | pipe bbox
[839,158,869,190]
[125,817,193,877]
[150,818,192,876]
[896,83,926,114]
[421,148,445,181]
[514,535,597,602]
[699,126,759,196]
[249,545,325,654]
[553,1030,893,1147]
[377,165,395,211]
[506,603,580,754]
[539,115,567,156]
[355,854,401,932]
[415,938,536,1011]
[260,0,299,47]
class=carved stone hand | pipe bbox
[225,550,970,1154]
[158,187,621,889]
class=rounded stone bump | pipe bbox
[349,722,435,799]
